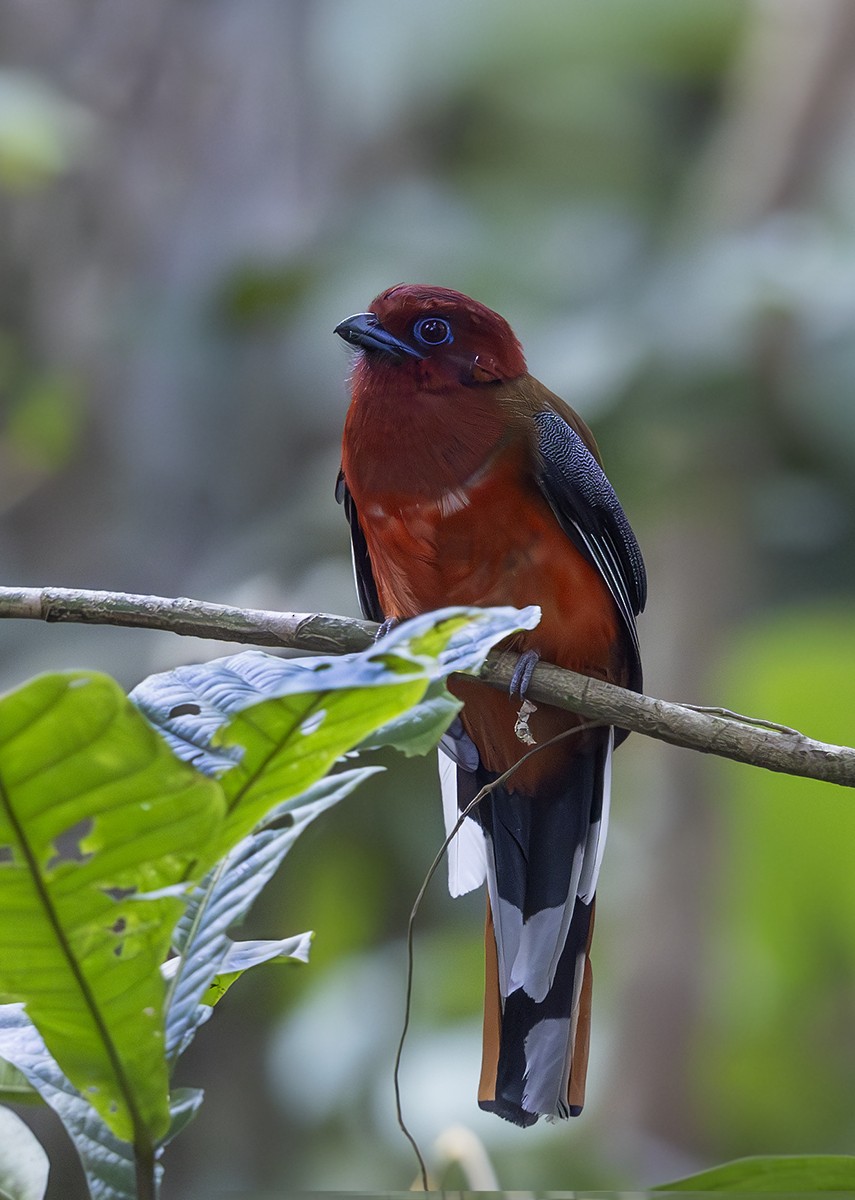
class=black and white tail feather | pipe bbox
[439,720,613,1125]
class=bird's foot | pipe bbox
[510,650,540,745]
[374,617,400,642]
[509,649,540,700]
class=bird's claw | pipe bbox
[374,616,400,642]
[509,649,540,700]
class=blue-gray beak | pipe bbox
[334,312,422,363]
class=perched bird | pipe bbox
[335,284,645,1126]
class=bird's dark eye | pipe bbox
[413,316,453,347]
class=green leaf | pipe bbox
[0,1005,135,1200]
[0,1006,202,1200]
[162,1085,204,1147]
[212,666,425,851]
[0,1057,39,1106]
[0,672,225,1144]
[134,608,538,1063]
[361,682,462,757]
[199,933,312,1006]
[0,1107,48,1200]
[163,768,378,1065]
[658,1153,855,1192]
[132,605,540,852]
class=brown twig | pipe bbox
[1,585,854,788]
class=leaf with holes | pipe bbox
[134,609,539,1064]
[0,672,224,1146]
[131,605,540,854]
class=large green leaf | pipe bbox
[132,605,539,854]
[139,608,538,1064]
[659,1153,855,1192]
[0,1004,202,1200]
[0,1002,136,1199]
[0,672,224,1144]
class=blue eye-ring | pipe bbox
[413,316,453,347]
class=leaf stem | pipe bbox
[134,1137,157,1200]
[0,760,154,1162]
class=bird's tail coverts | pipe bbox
[438,747,488,896]
[476,731,611,1125]
[439,718,488,897]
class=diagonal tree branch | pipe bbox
[1,585,853,789]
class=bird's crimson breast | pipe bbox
[355,438,622,790]
[353,438,620,682]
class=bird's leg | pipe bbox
[510,650,540,745]
[374,616,400,642]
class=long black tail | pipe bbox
[474,731,611,1125]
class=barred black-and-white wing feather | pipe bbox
[533,409,645,694]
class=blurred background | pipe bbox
[2,0,855,1194]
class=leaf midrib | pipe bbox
[0,759,151,1150]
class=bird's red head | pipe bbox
[335,284,526,393]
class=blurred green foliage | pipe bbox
[0,71,93,191]
[0,0,854,1195]
[6,375,82,470]
[703,608,855,1152]
[213,264,315,331]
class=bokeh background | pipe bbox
[2,0,855,1195]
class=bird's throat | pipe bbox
[342,384,510,502]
